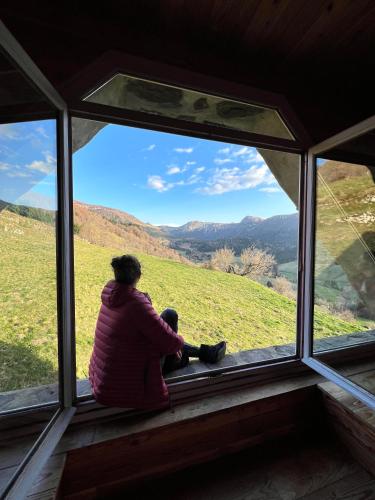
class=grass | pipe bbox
[0,209,370,391]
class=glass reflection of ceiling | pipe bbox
[0,50,45,108]
[84,73,295,140]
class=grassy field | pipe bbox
[0,209,370,391]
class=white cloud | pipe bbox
[198,164,275,195]
[0,124,18,140]
[145,144,156,151]
[35,126,49,139]
[214,158,233,165]
[167,165,181,175]
[0,162,11,171]
[185,174,201,185]
[147,175,173,192]
[232,146,252,157]
[26,151,56,175]
[195,166,205,173]
[186,161,196,165]
[7,171,31,178]
[174,147,193,153]
[259,187,280,193]
[244,152,264,164]
[218,147,231,154]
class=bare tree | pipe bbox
[210,247,235,272]
[272,276,296,299]
[238,246,276,278]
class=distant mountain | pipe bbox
[160,213,298,242]
[160,215,264,240]
[73,201,186,261]
[158,213,299,264]
[1,197,298,264]
[74,201,144,226]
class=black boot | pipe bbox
[199,341,226,364]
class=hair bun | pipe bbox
[111,257,121,270]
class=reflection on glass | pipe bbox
[313,158,375,352]
[72,117,300,396]
[85,73,294,140]
[0,50,47,108]
[0,120,59,410]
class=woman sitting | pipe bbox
[89,255,226,409]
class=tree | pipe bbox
[272,276,296,299]
[238,246,276,278]
[210,247,235,272]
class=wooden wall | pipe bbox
[60,386,326,498]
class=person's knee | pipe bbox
[161,308,178,332]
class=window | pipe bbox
[72,117,301,396]
[0,118,59,411]
[85,73,294,140]
[0,39,67,498]
[313,157,375,354]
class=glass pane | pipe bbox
[72,117,300,398]
[85,74,294,140]
[313,157,375,353]
[0,49,49,109]
[0,119,59,411]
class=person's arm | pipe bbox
[133,299,184,355]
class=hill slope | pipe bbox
[1,199,186,263]
[0,209,368,390]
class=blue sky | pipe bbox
[0,120,57,210]
[1,120,298,225]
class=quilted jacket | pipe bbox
[89,280,184,409]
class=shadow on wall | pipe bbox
[0,340,58,393]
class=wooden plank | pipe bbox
[27,454,66,499]
[298,469,375,500]
[60,386,323,496]
[62,376,322,454]
[321,391,375,476]
[74,436,364,500]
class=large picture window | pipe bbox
[72,117,302,395]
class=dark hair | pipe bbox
[111,255,141,285]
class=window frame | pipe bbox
[70,110,304,403]
[302,115,375,411]
[0,19,76,497]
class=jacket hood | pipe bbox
[101,280,134,308]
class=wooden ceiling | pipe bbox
[1,0,375,143]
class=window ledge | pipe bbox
[1,330,374,413]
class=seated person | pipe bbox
[89,255,226,409]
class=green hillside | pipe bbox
[0,209,369,391]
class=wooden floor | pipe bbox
[116,437,375,500]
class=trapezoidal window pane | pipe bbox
[72,117,300,399]
[84,74,294,141]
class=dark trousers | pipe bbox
[160,308,200,374]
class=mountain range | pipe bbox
[158,213,299,263]
[0,199,298,264]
